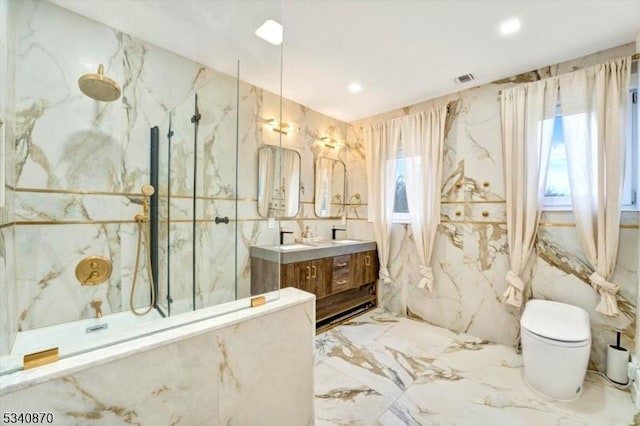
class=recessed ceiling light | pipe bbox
[255,19,283,46]
[347,82,363,93]
[500,18,521,36]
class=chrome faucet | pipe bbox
[90,299,103,319]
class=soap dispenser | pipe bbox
[302,226,312,242]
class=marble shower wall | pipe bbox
[5,0,353,341]
[6,0,237,335]
[349,43,639,371]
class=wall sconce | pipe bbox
[320,136,343,149]
[265,118,299,135]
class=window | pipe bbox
[543,116,571,206]
[392,149,410,222]
[543,88,638,209]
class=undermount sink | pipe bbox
[333,239,360,244]
[278,244,311,251]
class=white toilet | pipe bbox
[520,299,591,401]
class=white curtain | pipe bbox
[258,147,274,216]
[559,56,631,316]
[401,107,447,291]
[315,158,331,216]
[282,149,300,217]
[365,119,402,283]
[501,78,559,307]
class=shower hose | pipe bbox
[130,219,156,315]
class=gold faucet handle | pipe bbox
[82,270,100,284]
[76,256,112,286]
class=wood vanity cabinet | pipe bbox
[352,250,378,287]
[251,243,379,331]
[281,258,332,298]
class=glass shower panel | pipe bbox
[154,1,284,316]
[193,73,240,310]
[155,112,171,316]
[162,94,198,316]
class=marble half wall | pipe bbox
[349,43,639,371]
[0,288,315,426]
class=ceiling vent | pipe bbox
[454,73,475,84]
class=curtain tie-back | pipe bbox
[418,265,434,291]
[379,267,392,284]
[589,272,619,316]
[502,270,524,308]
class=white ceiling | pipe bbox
[51,0,640,122]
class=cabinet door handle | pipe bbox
[311,265,317,278]
[336,262,348,267]
[306,266,311,280]
[336,280,348,285]
[365,255,371,266]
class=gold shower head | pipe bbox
[78,64,121,102]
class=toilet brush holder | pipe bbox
[606,332,629,385]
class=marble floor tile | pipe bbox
[315,309,639,426]
[315,360,396,426]
[375,316,457,361]
[315,327,416,399]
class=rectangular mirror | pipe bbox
[257,146,301,218]
[314,156,346,218]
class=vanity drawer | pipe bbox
[331,255,352,293]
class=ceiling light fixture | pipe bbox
[255,19,283,46]
[500,18,521,36]
[347,82,363,93]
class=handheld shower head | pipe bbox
[135,184,155,223]
[141,184,155,196]
[78,64,121,102]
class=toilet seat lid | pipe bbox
[521,300,590,342]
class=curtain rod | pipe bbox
[497,53,639,95]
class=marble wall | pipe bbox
[349,43,639,371]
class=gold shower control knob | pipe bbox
[141,184,155,196]
[76,256,112,286]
